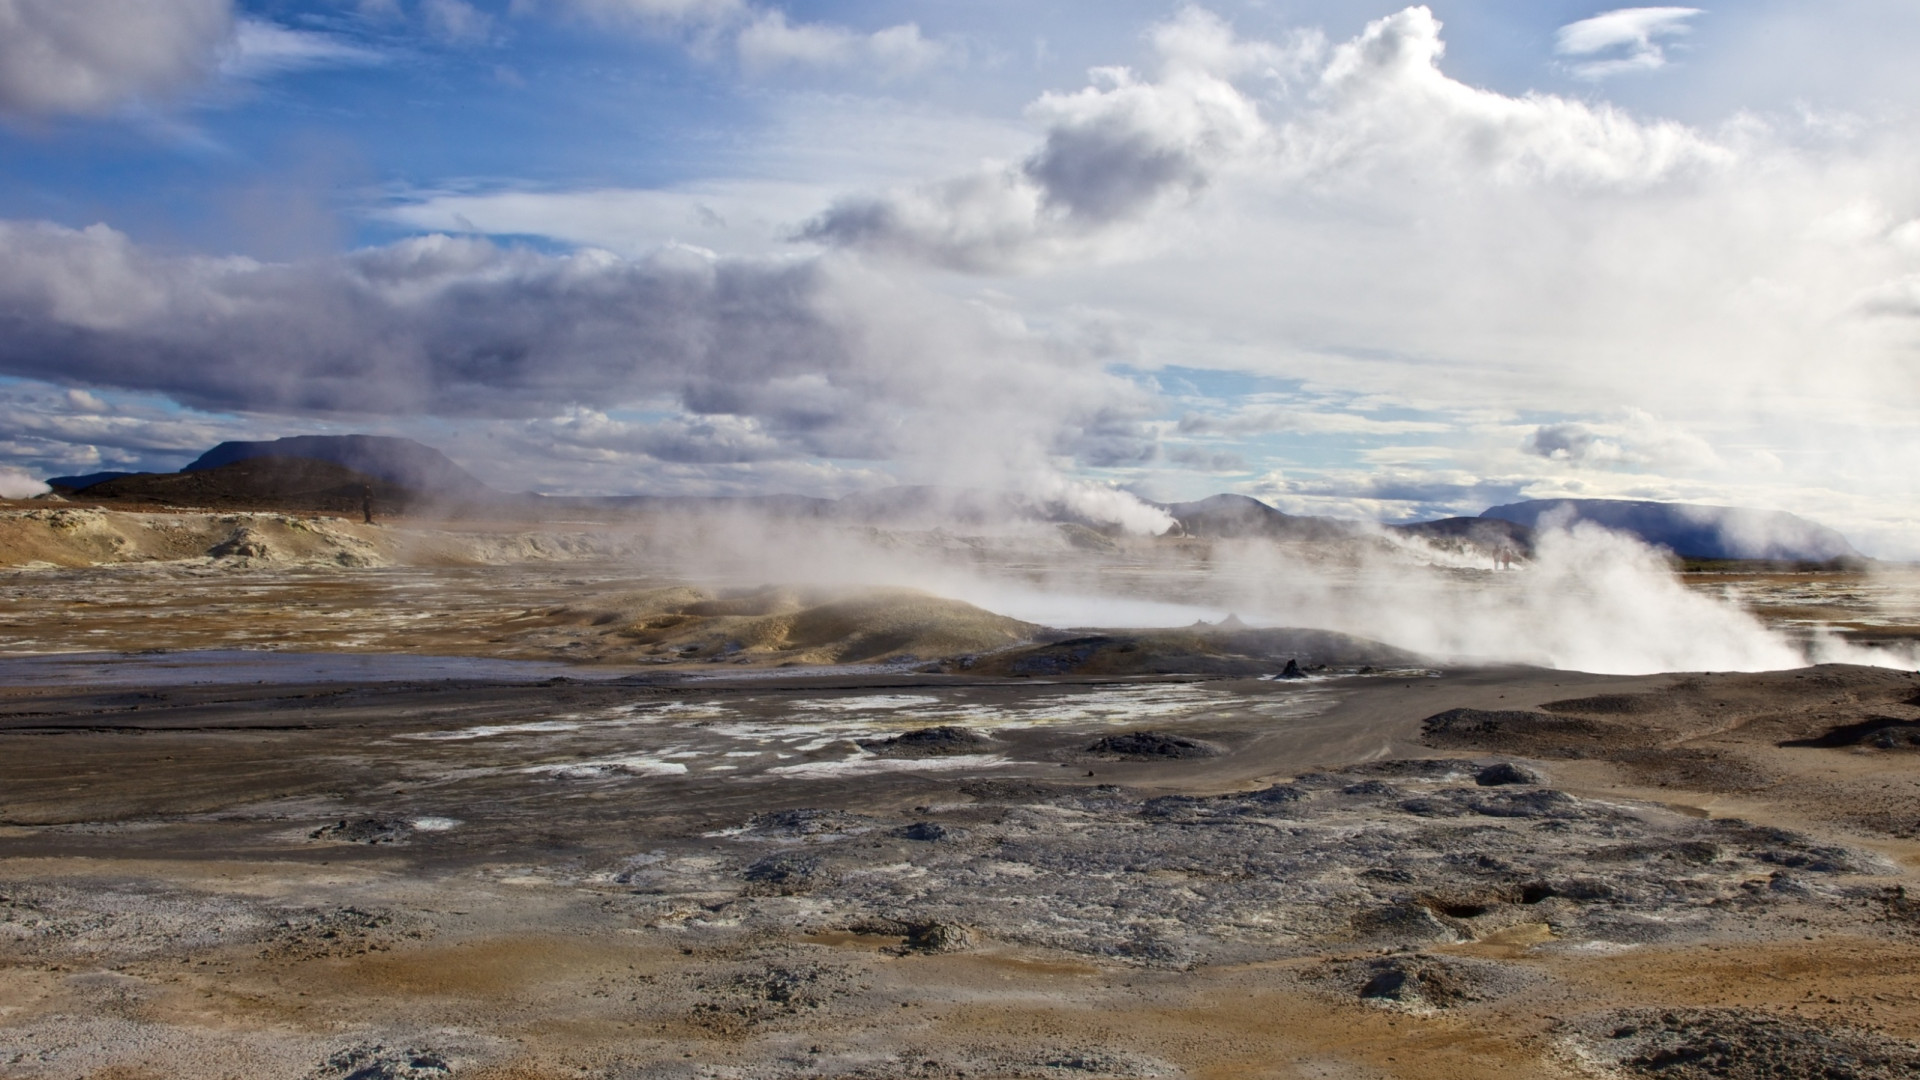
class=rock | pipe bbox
[1564,1007,1920,1079]
[309,817,414,844]
[857,725,991,758]
[898,821,964,842]
[1086,731,1218,759]
[308,1044,451,1080]
[1277,658,1306,679]
[209,526,272,559]
[743,853,822,894]
[1476,762,1540,786]
[902,920,974,953]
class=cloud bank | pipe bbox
[0,220,1167,526]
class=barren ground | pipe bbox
[2,511,1920,1078]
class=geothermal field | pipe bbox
[4,503,1920,1080]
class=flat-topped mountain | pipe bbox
[185,435,493,496]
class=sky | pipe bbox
[1,1,1919,554]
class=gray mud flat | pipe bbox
[4,661,1920,1079]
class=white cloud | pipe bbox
[0,0,233,118]
[802,7,1730,272]
[1522,410,1722,472]
[422,0,497,46]
[736,15,948,78]
[0,219,1168,527]
[1556,7,1704,80]
[555,0,745,28]
[801,8,1275,271]
[219,18,388,79]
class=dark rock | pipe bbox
[1782,716,1920,750]
[742,809,876,837]
[743,853,822,894]
[1566,1007,1920,1079]
[858,725,991,758]
[902,920,974,953]
[309,817,414,845]
[1476,762,1540,786]
[1086,731,1218,759]
[309,1044,451,1080]
[897,821,965,842]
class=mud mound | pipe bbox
[1782,716,1920,750]
[1542,693,1663,715]
[1087,731,1219,759]
[1422,708,1611,754]
[559,584,1039,665]
[857,725,991,758]
[1313,952,1537,1009]
[1564,1008,1920,1079]
[968,626,1421,677]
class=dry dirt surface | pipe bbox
[5,654,1920,1079]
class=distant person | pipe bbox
[362,484,375,525]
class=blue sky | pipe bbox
[2,0,1920,553]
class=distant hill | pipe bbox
[46,470,138,493]
[1162,494,1360,542]
[75,457,413,515]
[1389,516,1533,553]
[186,435,492,496]
[1480,499,1864,562]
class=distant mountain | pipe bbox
[46,471,138,493]
[1389,516,1533,553]
[1480,499,1864,562]
[185,435,492,496]
[1162,494,1360,542]
[72,458,411,515]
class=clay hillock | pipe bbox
[963,625,1422,677]
[536,584,1041,665]
[857,726,993,758]
[1161,493,1360,542]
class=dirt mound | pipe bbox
[1782,716,1920,750]
[1422,708,1610,754]
[966,626,1422,677]
[1564,1008,1920,1079]
[857,725,992,757]
[1311,952,1538,1010]
[553,584,1039,665]
[1087,731,1219,759]
[1542,693,1662,715]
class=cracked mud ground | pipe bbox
[5,659,1920,1078]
